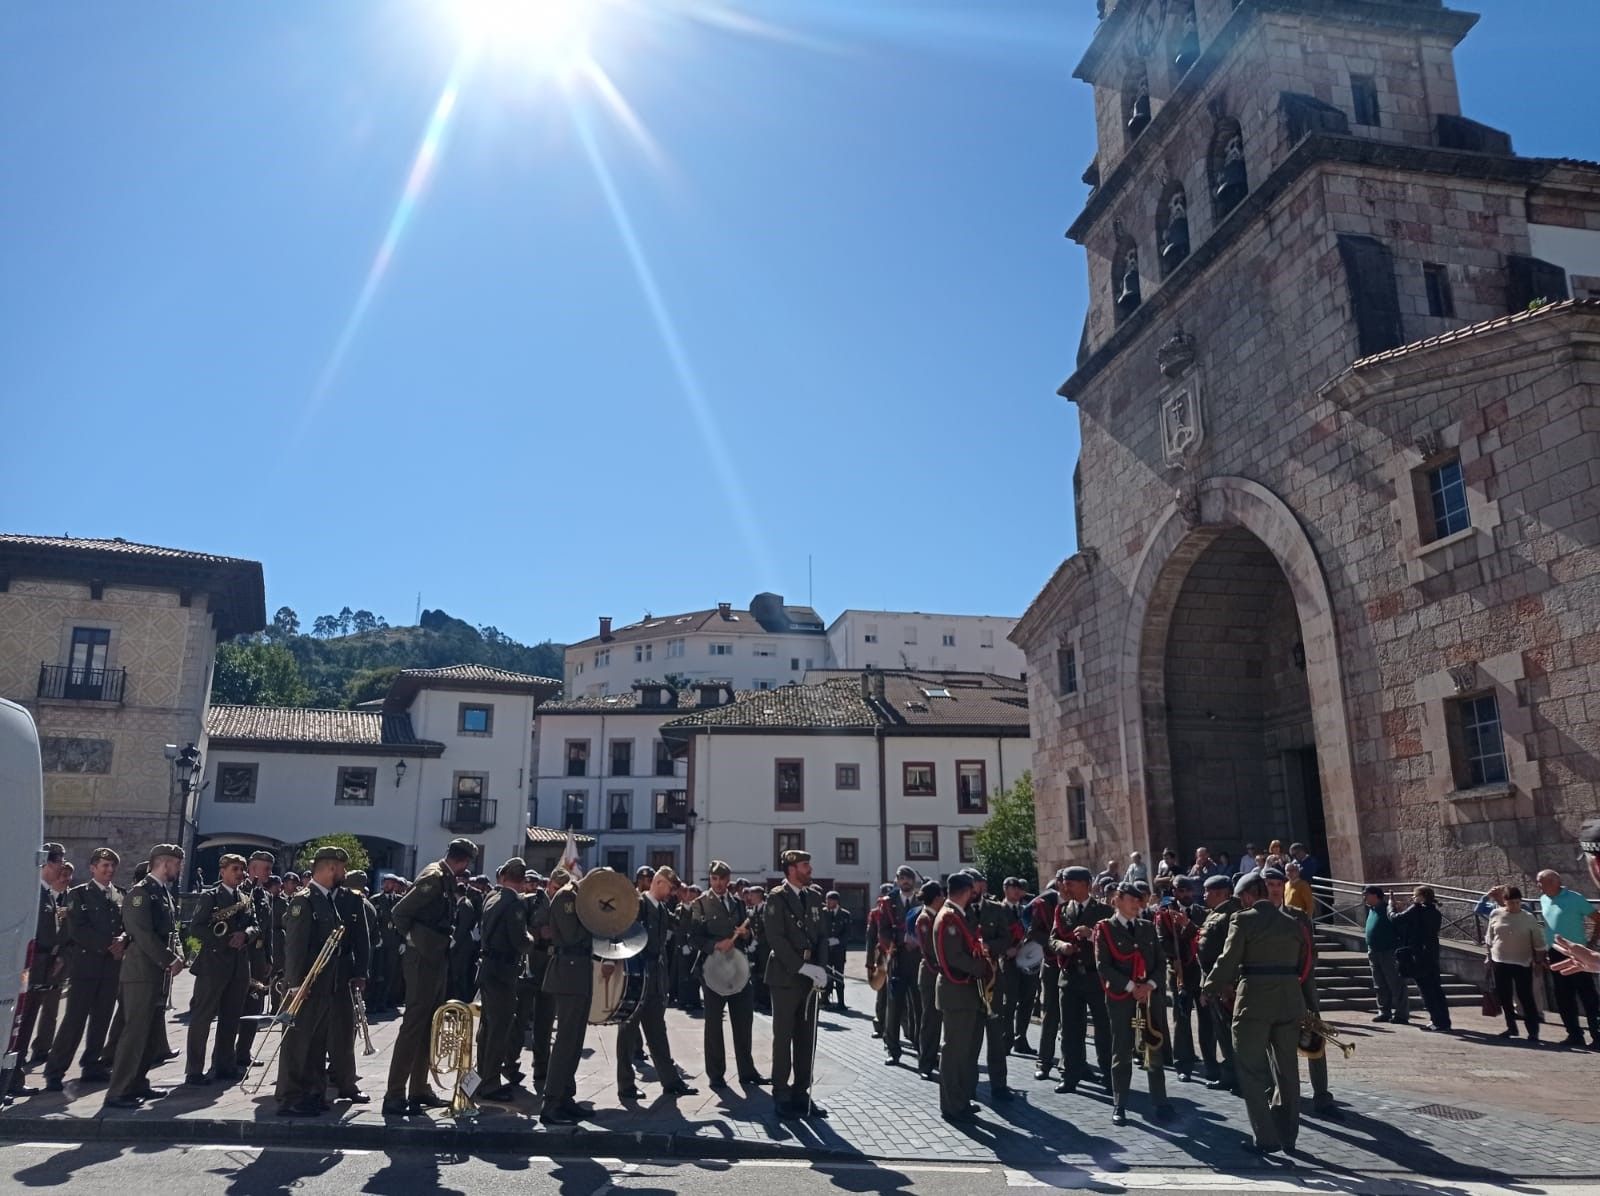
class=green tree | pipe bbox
[267,606,300,642]
[973,771,1037,891]
[344,664,403,706]
[211,641,313,706]
[311,614,340,638]
[295,833,370,874]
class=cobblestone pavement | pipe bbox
[6,961,1598,1181]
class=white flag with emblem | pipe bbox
[561,830,583,879]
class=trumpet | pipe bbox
[1131,993,1166,1071]
[975,941,998,1018]
[353,988,376,1056]
[429,999,480,1119]
[209,896,255,938]
[1298,1012,1355,1060]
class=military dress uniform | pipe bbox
[1048,885,1112,1092]
[764,864,827,1116]
[969,891,1021,1095]
[475,869,535,1096]
[914,902,942,1077]
[513,883,556,1092]
[275,872,358,1113]
[1281,900,1338,1115]
[1094,911,1173,1120]
[821,903,850,1010]
[232,867,277,1068]
[1159,896,1214,1081]
[185,880,261,1080]
[1195,889,1242,1089]
[12,875,66,1090]
[106,852,185,1105]
[44,862,124,1085]
[326,880,374,1100]
[690,879,762,1085]
[618,891,694,1096]
[932,899,985,1120]
[1204,893,1311,1153]
[384,856,461,1108]
[747,894,771,1014]
[29,887,69,1064]
[270,887,291,1010]
[1025,888,1062,1078]
[540,872,593,1121]
[448,885,481,1003]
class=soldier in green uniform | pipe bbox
[821,891,850,1011]
[1025,870,1066,1081]
[690,860,765,1088]
[617,867,698,1099]
[540,865,593,1125]
[932,871,985,1122]
[274,846,357,1116]
[474,858,535,1100]
[765,849,829,1120]
[382,839,476,1116]
[1194,873,1240,1090]
[369,875,403,1013]
[43,847,124,1089]
[10,843,68,1095]
[1095,882,1175,1125]
[1203,871,1311,1156]
[104,844,186,1109]
[744,885,770,1014]
[232,851,278,1070]
[185,853,261,1085]
[1047,865,1112,1093]
[914,880,945,1079]
[327,868,374,1103]
[512,869,555,1093]
[965,870,1020,1101]
[1263,866,1342,1121]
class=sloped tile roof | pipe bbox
[662,678,880,731]
[0,533,255,565]
[879,673,1031,731]
[206,705,444,755]
[525,826,596,845]
[399,664,561,687]
[383,662,561,711]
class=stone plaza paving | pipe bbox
[4,961,1597,1183]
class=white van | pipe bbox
[0,698,45,1097]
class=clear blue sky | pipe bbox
[3,1,1595,646]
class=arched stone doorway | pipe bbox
[1119,477,1364,878]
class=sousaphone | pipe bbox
[575,867,639,939]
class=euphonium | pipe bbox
[429,999,480,1119]
[1298,1012,1355,1060]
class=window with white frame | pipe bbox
[666,638,685,659]
[941,632,956,647]
[634,643,652,663]
[980,629,995,648]
[903,762,936,796]
[753,641,777,657]
[903,626,918,645]
[1423,457,1471,541]
[1447,692,1509,788]
[562,791,587,830]
[956,761,987,813]
[608,791,632,830]
[710,642,733,656]
[905,826,937,860]
[958,829,978,863]
[595,649,610,668]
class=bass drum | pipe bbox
[588,956,648,1026]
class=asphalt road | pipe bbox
[3,1144,1599,1196]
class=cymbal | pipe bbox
[592,921,647,960]
[575,867,639,938]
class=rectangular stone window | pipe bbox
[654,790,687,829]
[836,763,860,791]
[605,848,631,874]
[1067,784,1088,842]
[1449,694,1509,789]
[1337,234,1404,355]
[458,703,493,736]
[654,739,674,777]
[1350,74,1380,126]
[1058,646,1079,696]
[562,790,586,830]
[958,829,978,864]
[836,837,858,866]
[957,760,988,814]
[565,739,589,777]
[335,766,376,806]
[608,790,631,830]
[905,826,938,861]
[774,829,806,869]
[775,759,804,810]
[903,762,936,797]
[1425,458,1471,541]
[610,739,633,777]
[1423,263,1454,318]
[216,763,258,804]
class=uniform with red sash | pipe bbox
[932,903,986,1119]
[1047,894,1112,1090]
[1094,913,1170,1112]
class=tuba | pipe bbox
[1298,1012,1355,1060]
[430,999,480,1119]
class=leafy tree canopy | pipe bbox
[973,771,1037,892]
[212,642,313,707]
[295,833,371,875]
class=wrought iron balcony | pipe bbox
[441,797,497,833]
[38,664,127,704]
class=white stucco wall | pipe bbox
[826,611,1027,678]
[565,629,829,697]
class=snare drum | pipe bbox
[1016,940,1047,975]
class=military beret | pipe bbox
[89,847,120,865]
[1132,880,1151,896]
[961,868,985,882]
[550,866,572,884]
[920,880,943,903]
[526,869,546,884]
[1234,871,1267,898]
[1203,874,1232,891]
[878,883,895,897]
[779,849,811,867]
[313,845,349,864]
[895,865,918,880]
[1260,866,1288,882]
[1580,817,1600,857]
[946,872,974,895]
[1114,881,1143,899]
[249,850,276,864]
[218,853,247,869]
[825,890,841,901]
[1004,877,1025,889]
[60,861,75,873]
[283,870,301,882]
[446,838,478,860]
[43,842,66,862]
[267,874,282,885]
[497,857,528,881]
[149,843,184,862]
[708,860,731,878]
[1062,866,1094,884]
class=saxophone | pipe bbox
[209,895,255,938]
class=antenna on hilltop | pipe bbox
[808,554,813,608]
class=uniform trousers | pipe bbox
[543,992,589,1107]
[475,975,519,1089]
[1057,970,1110,1087]
[327,983,361,1094]
[186,951,251,1075]
[703,982,758,1083]
[275,985,332,1107]
[1232,1012,1301,1150]
[1033,964,1061,1069]
[513,973,555,1089]
[937,1003,982,1117]
[385,950,446,1101]
[769,983,818,1106]
[1106,995,1168,1108]
[917,967,941,1075]
[44,971,119,1079]
[106,980,167,1101]
[618,969,680,1089]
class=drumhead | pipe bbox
[1016,940,1046,974]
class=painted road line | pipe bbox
[1005,1171,1598,1195]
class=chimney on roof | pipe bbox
[862,669,886,704]
[717,602,732,619]
[599,616,613,642]
[695,681,731,708]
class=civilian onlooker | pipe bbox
[1535,870,1600,1048]
[1103,859,1122,883]
[1290,843,1321,885]
[1124,852,1149,884]
[1362,885,1410,1025]
[1187,847,1220,880]
[1551,818,1600,978]
[1237,844,1260,875]
[1216,850,1233,878]
[1485,887,1544,1041]
[1394,886,1452,1032]
[1155,849,1179,879]
[1284,861,1315,917]
[1263,839,1287,871]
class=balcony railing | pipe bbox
[38,664,127,704]
[441,797,497,833]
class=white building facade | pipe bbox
[660,672,1032,926]
[825,611,1027,678]
[197,664,558,878]
[564,594,829,698]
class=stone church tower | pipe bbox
[1013,0,1600,891]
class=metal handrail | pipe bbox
[1319,876,1598,949]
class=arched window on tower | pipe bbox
[1171,2,1200,78]
[1157,180,1190,276]
[1123,67,1151,142]
[1209,118,1248,220]
[1113,231,1142,321]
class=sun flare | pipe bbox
[454,0,607,81]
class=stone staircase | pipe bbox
[1312,928,1482,1013]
